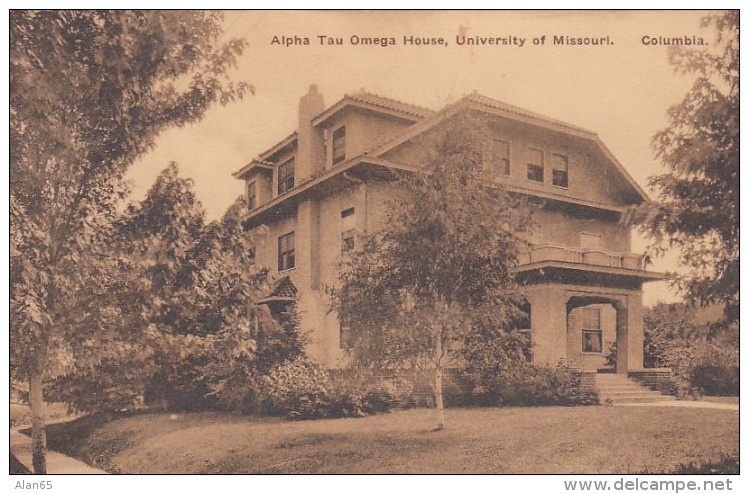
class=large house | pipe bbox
[234,85,664,374]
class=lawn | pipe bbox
[38,406,738,474]
[10,402,75,427]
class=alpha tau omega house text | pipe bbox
[234,86,664,373]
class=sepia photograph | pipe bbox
[8,8,739,482]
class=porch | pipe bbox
[515,244,665,374]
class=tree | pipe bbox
[48,167,303,414]
[160,196,305,411]
[333,115,535,429]
[45,163,207,412]
[644,303,739,396]
[629,11,739,327]
[10,11,249,473]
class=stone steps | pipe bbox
[595,373,676,404]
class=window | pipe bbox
[332,126,346,165]
[278,157,295,195]
[339,325,353,350]
[246,180,257,210]
[552,153,569,188]
[486,139,510,176]
[341,207,355,252]
[580,232,602,250]
[277,232,295,271]
[526,148,544,183]
[581,307,603,353]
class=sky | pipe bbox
[126,10,721,306]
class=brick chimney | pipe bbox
[297,85,325,180]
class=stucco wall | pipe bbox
[531,209,631,252]
[382,113,638,208]
[323,109,414,171]
[345,110,413,158]
[251,214,296,274]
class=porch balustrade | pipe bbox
[517,244,646,271]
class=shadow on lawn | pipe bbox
[638,454,740,475]
[10,452,31,474]
[671,454,740,475]
[19,411,136,473]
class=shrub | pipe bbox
[644,303,739,397]
[255,358,405,419]
[328,372,413,417]
[460,325,597,407]
[255,357,331,419]
[468,361,599,407]
[690,364,740,397]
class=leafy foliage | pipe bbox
[461,320,598,406]
[628,12,739,326]
[332,113,535,427]
[644,302,739,396]
[10,10,250,472]
[48,166,306,414]
[255,357,404,420]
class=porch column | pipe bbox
[626,291,644,372]
[615,302,629,374]
[615,291,644,373]
[527,287,568,365]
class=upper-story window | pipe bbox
[278,231,295,271]
[278,157,295,195]
[341,207,355,252]
[246,180,257,210]
[552,153,569,188]
[486,139,510,177]
[526,148,544,183]
[332,126,346,165]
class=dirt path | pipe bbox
[10,429,107,474]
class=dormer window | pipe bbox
[552,153,569,188]
[278,157,295,195]
[526,148,544,183]
[246,180,257,210]
[332,126,346,165]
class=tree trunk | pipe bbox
[434,364,445,431]
[29,366,47,474]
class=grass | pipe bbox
[39,406,738,474]
[10,402,75,428]
[698,396,739,405]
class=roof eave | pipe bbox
[258,132,298,162]
[233,160,274,180]
[311,98,429,127]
